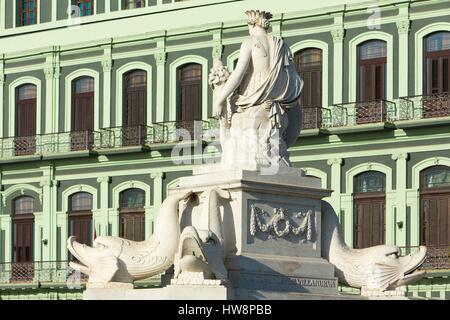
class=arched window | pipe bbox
[119,188,145,241]
[124,0,145,9]
[353,171,386,249]
[357,40,387,102]
[68,192,93,251]
[71,77,94,151]
[12,196,35,279]
[123,70,147,146]
[178,63,202,123]
[18,0,38,26]
[424,32,450,95]
[295,48,322,108]
[73,0,94,16]
[296,48,323,130]
[420,166,450,249]
[15,84,37,156]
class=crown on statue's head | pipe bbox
[245,10,273,30]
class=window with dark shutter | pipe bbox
[353,171,386,249]
[119,189,145,241]
[18,0,38,26]
[295,48,323,129]
[68,192,93,258]
[178,63,202,122]
[420,166,450,248]
[124,0,146,9]
[15,84,37,156]
[357,40,387,102]
[12,196,35,279]
[424,32,450,95]
[72,0,94,16]
[123,70,147,146]
[295,48,322,108]
[71,77,94,150]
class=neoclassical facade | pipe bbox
[0,0,449,299]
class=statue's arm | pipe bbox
[213,41,252,117]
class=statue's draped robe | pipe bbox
[224,35,303,167]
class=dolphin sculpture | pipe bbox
[67,190,193,284]
[174,188,230,281]
[321,201,427,292]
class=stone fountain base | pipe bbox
[82,165,408,300]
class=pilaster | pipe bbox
[397,18,410,98]
[155,36,167,123]
[102,43,113,129]
[39,174,54,261]
[105,0,111,13]
[97,176,111,236]
[150,172,165,236]
[327,158,343,212]
[392,152,409,247]
[44,48,61,134]
[51,0,57,22]
[0,56,4,138]
[327,158,347,242]
[331,15,345,105]
[0,1,5,30]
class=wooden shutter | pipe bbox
[13,219,34,263]
[72,78,94,132]
[179,64,202,122]
[15,85,37,156]
[119,189,145,241]
[421,194,450,247]
[120,213,145,241]
[354,197,385,249]
[295,49,322,108]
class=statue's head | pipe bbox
[245,10,273,34]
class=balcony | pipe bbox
[0,121,215,162]
[302,107,324,130]
[0,261,87,285]
[330,100,397,128]
[0,261,161,288]
[399,93,450,121]
[0,131,99,161]
[399,246,450,271]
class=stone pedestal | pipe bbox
[172,165,339,298]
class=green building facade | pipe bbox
[0,0,449,299]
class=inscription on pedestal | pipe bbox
[234,272,338,293]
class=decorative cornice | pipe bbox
[97,176,111,184]
[327,158,343,166]
[155,52,167,66]
[101,58,113,72]
[331,28,345,43]
[396,20,410,34]
[391,152,409,161]
[151,172,165,179]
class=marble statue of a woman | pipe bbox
[211,10,303,169]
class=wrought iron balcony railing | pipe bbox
[152,120,211,144]
[0,130,100,159]
[301,107,324,130]
[399,93,450,121]
[331,100,397,127]
[98,126,153,148]
[0,261,87,285]
[0,261,162,286]
[399,246,450,270]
